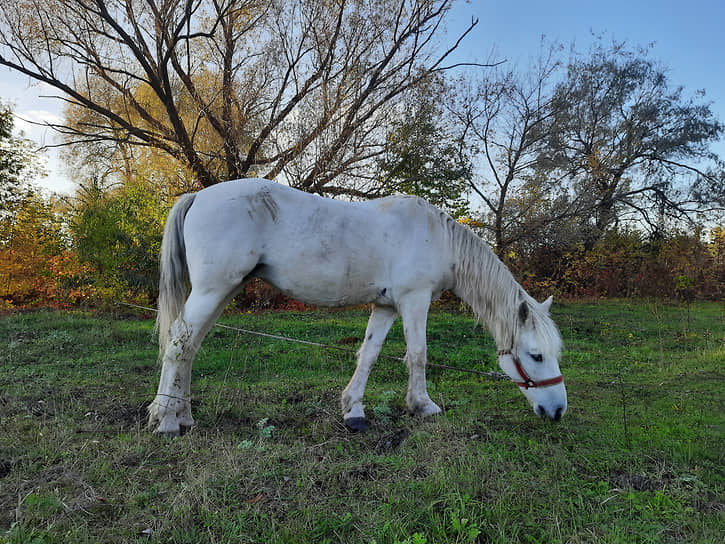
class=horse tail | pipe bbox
[156,193,196,356]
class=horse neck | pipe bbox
[450,225,521,350]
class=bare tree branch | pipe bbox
[0,0,477,194]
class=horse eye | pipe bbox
[530,353,543,363]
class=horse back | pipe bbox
[183,179,456,307]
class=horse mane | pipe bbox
[443,213,562,357]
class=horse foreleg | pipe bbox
[341,305,398,431]
[400,295,441,417]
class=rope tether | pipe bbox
[117,302,509,381]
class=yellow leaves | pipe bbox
[585,147,604,173]
[133,82,165,114]
[457,216,484,229]
[707,226,725,261]
[708,226,725,246]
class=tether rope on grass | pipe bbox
[116,302,509,381]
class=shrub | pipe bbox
[512,227,725,300]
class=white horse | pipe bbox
[149,179,566,435]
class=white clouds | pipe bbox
[17,108,63,125]
[13,109,63,142]
[2,69,74,194]
[11,109,75,196]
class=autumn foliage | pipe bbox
[2,182,723,311]
[509,228,725,301]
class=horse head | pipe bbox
[498,296,567,421]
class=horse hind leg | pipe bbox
[341,305,398,431]
[148,287,234,436]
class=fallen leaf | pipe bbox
[247,492,264,504]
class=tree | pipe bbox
[0,100,46,225]
[61,82,199,199]
[0,101,74,305]
[450,42,573,256]
[70,174,168,301]
[541,39,725,248]
[0,0,479,196]
[376,83,471,217]
[0,190,68,303]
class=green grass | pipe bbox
[1,300,723,543]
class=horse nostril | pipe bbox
[537,405,564,421]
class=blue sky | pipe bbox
[447,0,725,142]
[2,0,724,195]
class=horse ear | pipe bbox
[541,295,553,312]
[518,301,529,323]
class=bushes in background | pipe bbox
[512,227,725,300]
[2,184,723,309]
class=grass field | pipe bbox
[1,300,723,543]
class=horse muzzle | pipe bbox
[536,402,566,421]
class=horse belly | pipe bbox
[256,243,388,307]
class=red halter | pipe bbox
[498,349,564,389]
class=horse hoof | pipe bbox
[153,420,182,437]
[344,417,369,432]
[420,405,442,417]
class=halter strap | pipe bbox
[498,349,564,389]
